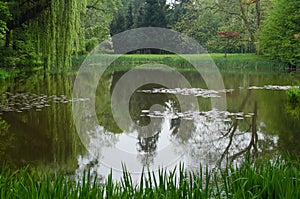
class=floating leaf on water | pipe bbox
[138,87,234,98]
[236,112,244,116]
[224,118,232,122]
[185,117,193,120]
[248,85,298,90]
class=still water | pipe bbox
[0,68,300,180]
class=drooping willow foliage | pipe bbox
[34,0,86,69]
[1,0,118,68]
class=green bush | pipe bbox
[286,86,300,118]
[260,0,300,67]
[0,46,42,68]
[287,87,300,105]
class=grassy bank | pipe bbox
[1,158,300,198]
[0,53,291,78]
[73,53,289,72]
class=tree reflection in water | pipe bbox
[185,91,278,171]
[137,131,160,166]
[1,69,300,183]
[77,93,279,180]
[75,72,280,180]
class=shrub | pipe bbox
[287,87,300,105]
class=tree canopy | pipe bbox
[0,0,298,68]
[0,0,119,68]
[260,0,300,66]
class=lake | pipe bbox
[1,66,300,181]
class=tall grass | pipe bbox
[72,54,289,73]
[1,157,300,198]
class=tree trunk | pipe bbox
[5,29,11,47]
[255,0,261,30]
[239,3,256,45]
[224,37,229,58]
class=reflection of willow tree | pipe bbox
[0,118,13,166]
[0,72,83,172]
[96,71,122,133]
[42,72,83,172]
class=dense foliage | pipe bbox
[110,0,273,54]
[0,0,119,68]
[288,87,300,105]
[0,1,10,40]
[0,0,82,68]
[0,0,298,68]
[260,0,300,67]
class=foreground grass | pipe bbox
[1,158,300,198]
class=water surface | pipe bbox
[1,68,300,180]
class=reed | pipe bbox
[72,54,288,72]
[1,157,300,198]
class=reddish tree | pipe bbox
[240,0,257,5]
[217,31,240,57]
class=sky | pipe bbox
[167,0,176,5]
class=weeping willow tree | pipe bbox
[3,0,120,68]
[3,0,86,69]
[36,0,87,68]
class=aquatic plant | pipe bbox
[287,86,300,105]
[286,86,300,118]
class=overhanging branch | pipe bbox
[7,1,50,30]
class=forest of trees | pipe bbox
[0,0,299,68]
